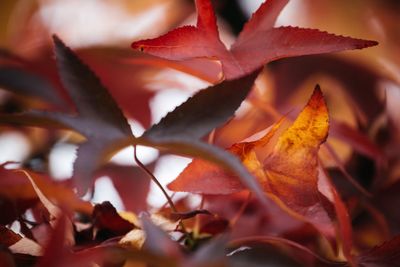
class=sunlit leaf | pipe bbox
[132,0,378,79]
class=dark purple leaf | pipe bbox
[143,72,258,141]
[0,67,67,108]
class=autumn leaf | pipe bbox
[168,86,338,236]
[262,86,331,228]
[143,72,258,141]
[132,0,378,80]
[48,36,136,195]
[0,1,396,267]
[0,36,134,195]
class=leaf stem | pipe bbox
[132,145,187,234]
[160,192,176,210]
[133,145,176,211]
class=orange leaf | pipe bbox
[168,86,337,239]
[167,118,284,194]
[263,86,334,236]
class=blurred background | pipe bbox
[0,0,399,221]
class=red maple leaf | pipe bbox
[132,0,377,80]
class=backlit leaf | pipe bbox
[132,0,378,79]
[168,86,338,238]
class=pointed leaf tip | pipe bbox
[50,35,132,195]
[358,39,379,49]
[52,34,62,45]
[130,1,378,80]
[308,84,326,110]
[143,72,258,141]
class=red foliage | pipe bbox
[0,0,399,266]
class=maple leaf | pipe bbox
[131,0,378,80]
[262,87,332,231]
[48,36,133,195]
[0,36,133,195]
[167,86,339,236]
[142,72,257,140]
